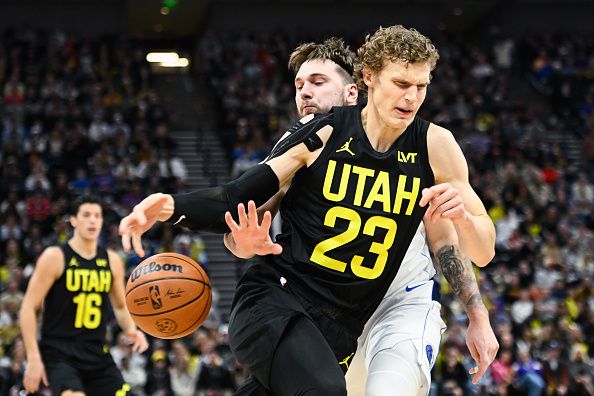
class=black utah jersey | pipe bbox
[270,105,434,334]
[41,244,113,342]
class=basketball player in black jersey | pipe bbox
[223,38,498,395]
[119,25,496,395]
[20,195,148,395]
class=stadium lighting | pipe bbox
[160,57,189,68]
[146,52,179,63]
[146,52,189,68]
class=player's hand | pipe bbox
[224,200,282,259]
[23,358,49,393]
[419,183,468,223]
[127,328,149,353]
[466,310,499,384]
[119,193,173,257]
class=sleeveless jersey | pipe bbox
[272,105,434,334]
[41,244,113,342]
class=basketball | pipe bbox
[125,252,212,339]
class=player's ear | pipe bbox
[69,215,77,228]
[345,83,358,106]
[362,66,374,88]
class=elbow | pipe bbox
[474,248,495,267]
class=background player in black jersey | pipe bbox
[19,195,148,395]
[119,25,496,395]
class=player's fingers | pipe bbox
[131,232,145,257]
[260,211,272,232]
[42,370,49,386]
[419,188,433,207]
[472,359,490,384]
[237,203,248,227]
[419,184,450,206]
[132,206,148,226]
[247,200,258,228]
[139,336,149,352]
[467,340,480,364]
[269,242,283,255]
[440,205,465,220]
[427,188,457,210]
[225,211,240,232]
[432,199,462,222]
[118,215,133,235]
[121,232,132,253]
[24,376,38,393]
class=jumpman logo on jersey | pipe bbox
[336,137,355,156]
[339,352,355,369]
[96,258,108,267]
[68,257,79,267]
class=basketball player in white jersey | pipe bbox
[222,38,499,395]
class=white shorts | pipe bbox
[346,280,446,396]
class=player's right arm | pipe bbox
[120,114,332,257]
[19,246,64,393]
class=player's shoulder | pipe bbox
[40,245,64,261]
[35,245,65,276]
[427,122,458,150]
[427,122,455,140]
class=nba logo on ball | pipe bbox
[149,285,163,309]
[125,253,212,339]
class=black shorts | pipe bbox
[229,267,357,389]
[40,338,129,396]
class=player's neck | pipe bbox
[68,235,98,259]
[361,106,406,153]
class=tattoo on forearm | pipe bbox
[437,245,485,310]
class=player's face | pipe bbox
[71,203,103,241]
[365,60,431,132]
[295,60,352,117]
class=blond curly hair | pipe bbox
[354,25,440,92]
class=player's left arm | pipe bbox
[426,219,499,384]
[108,250,148,352]
[423,124,496,266]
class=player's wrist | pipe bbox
[466,305,489,321]
[27,354,43,362]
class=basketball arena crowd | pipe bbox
[0,26,594,396]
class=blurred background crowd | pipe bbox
[1,0,594,395]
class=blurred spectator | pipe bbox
[195,340,236,395]
[437,344,469,395]
[542,341,570,395]
[145,349,174,396]
[513,349,546,396]
[568,344,594,395]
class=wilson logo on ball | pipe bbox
[130,261,183,282]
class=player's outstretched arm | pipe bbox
[119,163,280,257]
[426,220,499,385]
[19,247,63,393]
[424,124,496,266]
[120,115,332,258]
[108,250,149,352]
